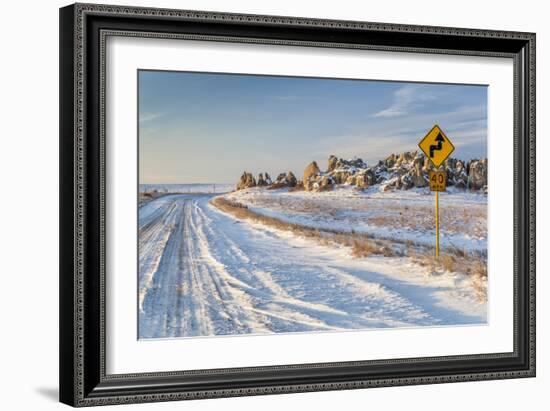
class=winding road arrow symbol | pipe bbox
[429,132,445,158]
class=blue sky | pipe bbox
[139,70,487,184]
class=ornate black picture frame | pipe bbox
[59,3,535,407]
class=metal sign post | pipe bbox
[435,191,440,258]
[428,169,446,258]
[419,125,455,259]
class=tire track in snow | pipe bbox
[139,200,187,338]
[193,201,353,331]
[139,194,485,339]
[138,199,179,313]
[181,202,270,335]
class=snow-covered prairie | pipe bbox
[138,192,486,339]
[140,183,233,194]
[225,185,487,253]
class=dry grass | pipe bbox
[410,250,485,275]
[216,197,248,210]
[351,237,396,258]
[366,203,486,235]
[466,259,488,300]
[211,195,487,301]
[439,254,458,272]
[211,196,388,257]
[409,248,487,302]
[446,248,487,298]
[139,190,165,206]
[212,197,326,239]
[351,237,380,257]
[467,259,487,278]
[235,190,486,241]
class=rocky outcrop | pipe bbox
[303,161,321,191]
[274,173,286,184]
[235,152,487,193]
[317,175,334,192]
[330,170,350,185]
[444,159,468,189]
[303,161,320,183]
[396,151,416,166]
[257,173,267,186]
[303,161,337,192]
[328,157,366,185]
[410,155,427,188]
[236,172,256,190]
[323,151,487,192]
[467,159,488,190]
[354,169,375,189]
[269,171,298,189]
[257,172,273,187]
[384,154,397,168]
[306,175,334,192]
[327,155,338,172]
[286,171,297,187]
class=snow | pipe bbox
[225,185,487,252]
[140,183,234,194]
[138,193,486,339]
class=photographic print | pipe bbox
[138,70,488,340]
[60,6,535,404]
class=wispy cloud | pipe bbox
[373,84,439,118]
[139,112,164,123]
[312,104,487,164]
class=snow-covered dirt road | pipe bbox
[139,194,486,339]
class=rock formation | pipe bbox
[304,162,336,192]
[257,173,267,186]
[235,152,487,193]
[268,171,298,189]
[286,171,297,187]
[303,161,321,191]
[467,159,488,191]
[323,151,487,192]
[327,155,338,172]
[236,172,256,190]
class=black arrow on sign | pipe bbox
[429,132,445,158]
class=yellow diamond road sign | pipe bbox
[418,125,455,167]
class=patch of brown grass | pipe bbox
[381,245,396,257]
[267,182,288,190]
[409,248,487,302]
[467,259,487,278]
[216,197,248,210]
[212,196,487,301]
[439,254,458,272]
[212,196,390,259]
[410,252,437,274]
[351,237,379,257]
[449,245,468,259]
[139,190,165,206]
[212,197,331,243]
[467,259,488,300]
